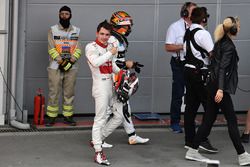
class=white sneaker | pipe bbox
[94,151,111,166]
[102,142,113,148]
[239,152,250,166]
[184,145,192,149]
[128,135,150,145]
[185,148,210,163]
[90,141,113,149]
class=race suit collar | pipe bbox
[95,38,108,48]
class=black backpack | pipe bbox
[184,28,209,69]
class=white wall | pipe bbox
[0,0,8,125]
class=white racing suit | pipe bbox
[85,39,120,152]
[101,35,135,140]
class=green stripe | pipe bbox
[63,105,73,110]
[64,63,71,71]
[63,111,73,117]
[73,49,81,59]
[48,48,59,59]
[47,112,58,118]
[47,105,59,112]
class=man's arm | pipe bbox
[71,41,82,63]
[48,29,62,64]
[85,44,117,67]
[197,30,214,56]
[165,44,183,52]
[71,28,82,62]
[115,60,144,73]
[165,23,183,53]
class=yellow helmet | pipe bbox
[110,11,133,26]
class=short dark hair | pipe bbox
[180,2,197,18]
[191,7,209,24]
[59,6,71,13]
[97,20,112,32]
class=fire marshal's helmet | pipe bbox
[110,11,133,36]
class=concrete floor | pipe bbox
[0,127,250,167]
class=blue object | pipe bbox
[170,57,185,125]
[133,113,161,120]
[170,123,183,133]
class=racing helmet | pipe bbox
[114,70,139,103]
[110,11,133,36]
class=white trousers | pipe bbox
[122,101,135,134]
[92,79,113,152]
[102,99,135,140]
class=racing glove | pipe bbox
[59,59,74,72]
[132,62,144,73]
[115,60,127,69]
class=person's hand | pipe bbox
[133,62,144,73]
[215,89,223,103]
[57,57,63,64]
[115,60,126,69]
[70,57,76,63]
[125,60,134,69]
[110,47,118,55]
[178,44,183,51]
[59,59,74,72]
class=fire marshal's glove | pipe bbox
[59,59,74,72]
[132,62,144,73]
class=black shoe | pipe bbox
[63,116,76,126]
[184,142,193,149]
[45,117,56,127]
[199,140,218,153]
[241,133,250,143]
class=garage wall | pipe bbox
[20,0,250,114]
[0,0,9,124]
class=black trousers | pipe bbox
[184,67,208,144]
[170,57,185,125]
[192,82,245,154]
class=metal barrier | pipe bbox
[0,30,7,34]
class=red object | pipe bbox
[33,88,45,125]
[99,61,112,74]
[39,96,45,125]
[115,70,127,90]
